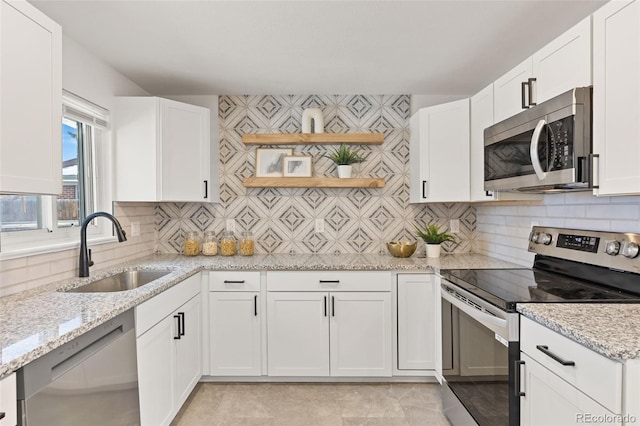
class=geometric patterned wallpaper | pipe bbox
[156,95,476,255]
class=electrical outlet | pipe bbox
[315,218,325,233]
[130,221,140,237]
[450,219,460,233]
[226,219,236,233]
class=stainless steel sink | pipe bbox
[66,270,171,293]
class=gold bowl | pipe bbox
[386,241,417,258]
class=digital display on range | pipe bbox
[556,234,600,253]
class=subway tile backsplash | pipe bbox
[475,192,640,266]
[156,95,476,255]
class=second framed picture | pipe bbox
[283,156,313,177]
[255,148,294,177]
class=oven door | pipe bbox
[441,280,520,426]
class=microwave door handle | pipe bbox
[530,119,548,180]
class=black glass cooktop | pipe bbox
[441,268,640,312]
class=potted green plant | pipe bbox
[415,223,456,258]
[325,144,364,178]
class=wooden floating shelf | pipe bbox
[242,133,384,145]
[243,177,385,188]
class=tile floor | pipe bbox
[171,382,449,426]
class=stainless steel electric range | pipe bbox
[439,226,640,426]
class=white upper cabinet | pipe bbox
[493,16,591,124]
[114,97,211,202]
[0,0,62,195]
[593,0,640,196]
[409,99,470,203]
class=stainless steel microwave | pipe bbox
[484,87,594,192]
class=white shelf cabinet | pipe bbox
[0,0,62,195]
[208,271,262,376]
[493,16,591,124]
[397,274,437,371]
[266,271,392,377]
[136,274,202,426]
[519,316,623,425]
[0,372,16,426]
[409,99,470,203]
[115,97,211,202]
[593,0,640,196]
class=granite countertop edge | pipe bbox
[0,252,518,379]
[517,303,640,361]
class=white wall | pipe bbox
[0,36,155,296]
[475,192,640,266]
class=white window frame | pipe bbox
[0,92,115,259]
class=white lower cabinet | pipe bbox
[519,316,623,425]
[397,274,437,371]
[0,373,16,426]
[136,274,202,426]
[266,271,392,377]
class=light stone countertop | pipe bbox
[517,303,640,360]
[0,252,518,379]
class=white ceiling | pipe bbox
[31,0,606,96]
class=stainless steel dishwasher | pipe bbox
[17,310,140,426]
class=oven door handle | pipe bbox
[530,119,548,181]
[441,290,508,331]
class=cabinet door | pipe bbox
[532,17,592,104]
[593,0,640,196]
[0,373,16,426]
[397,275,436,370]
[470,84,496,202]
[209,292,261,376]
[0,0,61,195]
[330,292,392,377]
[493,58,533,123]
[520,353,621,426]
[137,315,175,426]
[159,99,210,202]
[409,99,470,203]
[267,292,329,376]
[174,295,202,409]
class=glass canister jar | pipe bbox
[202,231,218,256]
[239,231,255,256]
[220,231,237,256]
[183,231,201,256]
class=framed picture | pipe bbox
[283,156,312,177]
[255,148,294,177]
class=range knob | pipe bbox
[605,240,621,256]
[531,232,552,245]
[622,242,639,259]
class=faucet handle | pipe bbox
[88,249,94,267]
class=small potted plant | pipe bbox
[415,223,456,258]
[325,144,364,178]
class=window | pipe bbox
[0,92,110,256]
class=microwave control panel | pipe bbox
[548,116,573,170]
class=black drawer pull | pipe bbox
[514,360,526,397]
[254,295,258,316]
[0,412,5,420]
[536,345,575,366]
[173,314,181,340]
[178,312,185,336]
[224,280,246,284]
[319,280,340,284]
[331,296,335,317]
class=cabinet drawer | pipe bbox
[136,273,201,337]
[209,271,260,292]
[267,271,391,292]
[520,316,622,413]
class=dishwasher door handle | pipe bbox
[51,325,124,381]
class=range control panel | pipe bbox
[529,226,640,274]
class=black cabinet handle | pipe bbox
[204,180,208,199]
[536,345,575,366]
[254,295,258,316]
[0,412,5,420]
[422,180,428,199]
[485,190,494,197]
[319,280,340,284]
[331,296,335,317]
[224,280,246,284]
[521,81,529,109]
[324,296,327,317]
[178,312,185,336]
[173,314,181,340]
[514,360,526,397]
[527,77,537,106]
